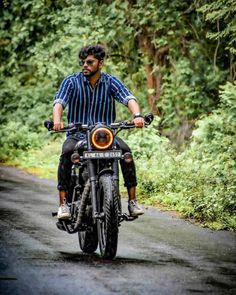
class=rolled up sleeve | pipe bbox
[53,77,73,109]
[110,76,136,106]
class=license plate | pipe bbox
[83,150,122,159]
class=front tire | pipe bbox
[97,174,119,259]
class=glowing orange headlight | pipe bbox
[91,127,114,150]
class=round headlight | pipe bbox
[91,127,113,150]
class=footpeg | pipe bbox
[119,213,138,222]
[56,221,66,231]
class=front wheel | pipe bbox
[97,174,119,259]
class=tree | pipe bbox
[197,0,236,80]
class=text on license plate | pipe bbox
[83,150,122,159]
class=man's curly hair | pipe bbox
[79,44,106,61]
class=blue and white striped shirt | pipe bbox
[54,72,136,131]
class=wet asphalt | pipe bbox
[0,165,235,295]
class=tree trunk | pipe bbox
[138,33,169,116]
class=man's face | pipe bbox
[80,54,103,77]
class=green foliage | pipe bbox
[159,48,224,130]
[0,0,234,133]
[197,0,236,80]
[184,82,236,225]
[0,121,42,162]
[0,76,53,129]
[198,0,236,55]
[130,82,236,230]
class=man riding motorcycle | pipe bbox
[53,44,145,219]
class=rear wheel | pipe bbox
[78,225,98,254]
[97,174,119,259]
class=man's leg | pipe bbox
[127,187,144,216]
[57,137,77,219]
[59,190,67,206]
[116,137,144,216]
[127,186,136,201]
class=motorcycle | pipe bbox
[44,113,153,259]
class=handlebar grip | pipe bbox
[44,120,54,131]
[144,113,154,125]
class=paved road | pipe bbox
[0,166,235,295]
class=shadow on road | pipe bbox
[57,250,192,268]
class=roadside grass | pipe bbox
[4,140,62,180]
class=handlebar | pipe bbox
[44,113,154,132]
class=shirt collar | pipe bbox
[81,72,106,83]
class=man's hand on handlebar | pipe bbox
[53,121,64,131]
[133,117,145,128]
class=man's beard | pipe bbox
[82,66,100,77]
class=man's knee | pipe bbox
[61,138,77,155]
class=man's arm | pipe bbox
[53,103,64,130]
[109,76,145,127]
[128,99,145,128]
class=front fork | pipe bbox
[112,160,122,213]
[87,160,99,219]
[88,158,121,220]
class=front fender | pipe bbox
[98,168,114,178]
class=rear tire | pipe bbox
[97,174,119,259]
[78,225,98,254]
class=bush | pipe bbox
[0,121,42,162]
[127,82,236,230]
[182,82,236,228]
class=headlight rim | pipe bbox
[91,126,114,150]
